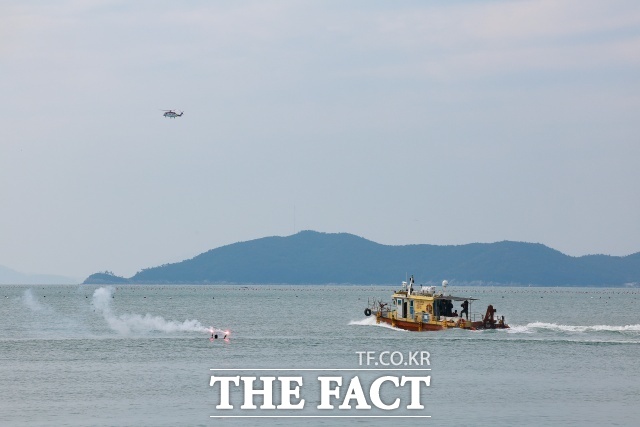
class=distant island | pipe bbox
[82,231,640,286]
[0,265,78,285]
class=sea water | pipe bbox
[1,284,639,426]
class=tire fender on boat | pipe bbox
[364,308,372,316]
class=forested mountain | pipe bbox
[83,231,640,286]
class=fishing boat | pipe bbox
[364,276,508,331]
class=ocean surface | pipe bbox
[1,284,639,426]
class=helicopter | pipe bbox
[162,109,183,118]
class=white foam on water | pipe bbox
[349,317,408,332]
[92,286,209,335]
[505,324,533,334]
[509,322,640,333]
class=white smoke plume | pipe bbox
[92,286,209,335]
[22,288,46,312]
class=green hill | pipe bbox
[83,231,640,286]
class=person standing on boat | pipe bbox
[461,300,469,320]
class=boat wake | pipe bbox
[92,286,213,335]
[507,322,640,334]
[349,317,407,332]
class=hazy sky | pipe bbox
[2,0,639,279]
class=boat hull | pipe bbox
[376,313,509,331]
[377,316,444,331]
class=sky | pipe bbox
[1,0,639,280]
